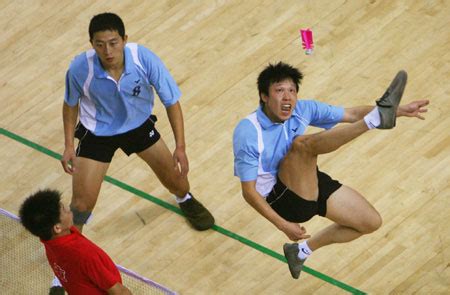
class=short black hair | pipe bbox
[89,12,125,40]
[19,189,62,241]
[257,62,304,105]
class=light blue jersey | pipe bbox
[65,43,181,136]
[233,100,344,197]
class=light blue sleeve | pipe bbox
[233,119,259,181]
[64,63,83,107]
[137,45,181,107]
[64,55,87,107]
[303,100,344,129]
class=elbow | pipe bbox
[240,181,259,205]
[241,188,255,205]
[242,191,251,203]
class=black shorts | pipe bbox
[266,169,342,223]
[75,115,161,163]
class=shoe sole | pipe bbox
[283,243,302,279]
[187,216,215,231]
[376,70,407,129]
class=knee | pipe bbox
[70,199,93,212]
[359,211,382,234]
[292,135,315,155]
[71,192,97,212]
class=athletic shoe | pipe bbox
[376,70,408,129]
[283,243,306,279]
[49,286,65,295]
[179,194,215,231]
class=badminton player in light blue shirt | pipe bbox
[61,13,214,238]
[233,62,428,279]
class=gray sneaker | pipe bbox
[283,243,306,279]
[179,194,215,231]
[376,70,408,129]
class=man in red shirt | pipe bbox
[19,189,131,294]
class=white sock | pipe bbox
[363,107,381,129]
[52,276,62,287]
[175,193,192,203]
[297,241,312,260]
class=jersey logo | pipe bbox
[132,85,141,96]
[53,263,68,282]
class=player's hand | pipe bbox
[397,99,429,120]
[61,148,77,175]
[280,221,311,241]
[173,147,189,177]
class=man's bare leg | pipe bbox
[71,157,109,232]
[306,185,382,251]
[137,138,214,230]
[137,138,189,197]
[279,120,369,199]
[279,119,376,279]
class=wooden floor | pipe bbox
[1,0,449,294]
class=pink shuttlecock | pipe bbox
[300,28,314,55]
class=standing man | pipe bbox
[19,189,132,294]
[61,13,214,232]
[233,62,429,279]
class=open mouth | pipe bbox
[281,104,291,112]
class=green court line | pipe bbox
[0,127,365,294]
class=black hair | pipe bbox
[19,189,62,241]
[89,12,125,40]
[257,62,304,105]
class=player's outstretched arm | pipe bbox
[341,99,429,124]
